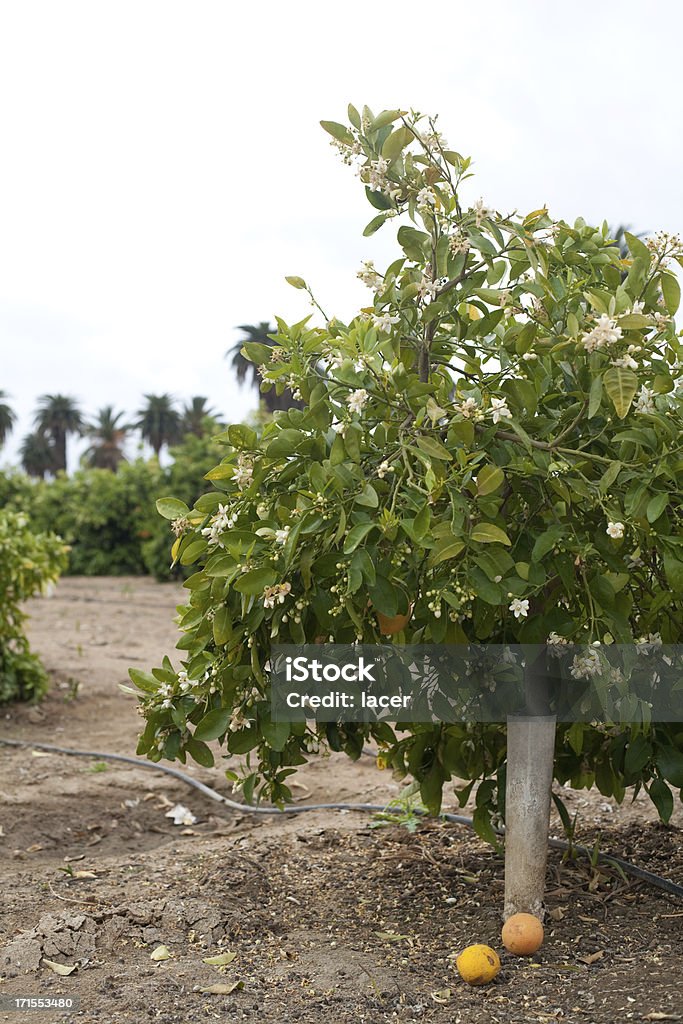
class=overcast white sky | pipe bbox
[1,0,682,469]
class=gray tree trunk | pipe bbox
[503,714,556,920]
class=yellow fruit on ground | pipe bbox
[455,944,501,985]
[501,913,544,955]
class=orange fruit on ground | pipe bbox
[376,609,411,636]
[455,944,501,985]
[501,912,544,955]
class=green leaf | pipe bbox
[382,125,413,161]
[657,747,683,788]
[472,805,500,849]
[351,547,376,586]
[355,483,379,508]
[649,778,674,824]
[413,503,431,540]
[531,526,563,562]
[603,366,638,419]
[663,552,683,594]
[428,535,465,566]
[567,722,585,756]
[266,429,305,458]
[205,463,235,480]
[261,719,290,751]
[624,735,651,776]
[233,567,278,595]
[646,493,668,523]
[661,272,681,315]
[588,375,603,419]
[368,575,399,616]
[320,120,354,145]
[470,523,511,546]
[212,605,232,644]
[624,231,650,263]
[128,668,160,693]
[469,568,501,605]
[599,461,621,493]
[348,103,360,129]
[589,574,614,610]
[343,522,376,553]
[363,213,389,237]
[365,186,394,211]
[194,707,232,742]
[476,465,504,496]
[227,726,260,755]
[227,424,257,448]
[397,226,430,262]
[617,313,650,329]
[449,419,474,446]
[186,737,215,768]
[415,436,452,461]
[343,422,362,462]
[285,275,307,290]
[240,342,273,366]
[156,497,190,521]
[180,539,206,565]
[371,108,404,130]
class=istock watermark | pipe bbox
[284,654,377,684]
[270,643,683,724]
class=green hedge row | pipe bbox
[0,434,223,580]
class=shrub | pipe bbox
[140,433,228,579]
[0,509,68,702]
[133,104,683,836]
[0,431,226,580]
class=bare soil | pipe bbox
[1,577,682,1024]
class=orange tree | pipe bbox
[0,509,68,702]
[132,106,683,875]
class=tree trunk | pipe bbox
[503,714,556,921]
[55,429,67,473]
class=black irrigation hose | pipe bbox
[3,737,683,900]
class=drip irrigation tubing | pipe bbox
[2,737,682,899]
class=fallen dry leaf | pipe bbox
[26,843,44,853]
[431,988,451,1004]
[150,944,172,961]
[549,906,566,922]
[642,1014,680,1022]
[43,958,76,976]
[203,951,237,966]
[577,950,604,965]
[200,982,244,994]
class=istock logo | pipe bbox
[285,655,376,683]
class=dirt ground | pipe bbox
[1,577,682,1024]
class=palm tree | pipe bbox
[20,431,56,478]
[0,391,16,447]
[34,394,84,473]
[136,394,182,457]
[226,322,303,414]
[83,406,130,470]
[181,396,220,438]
